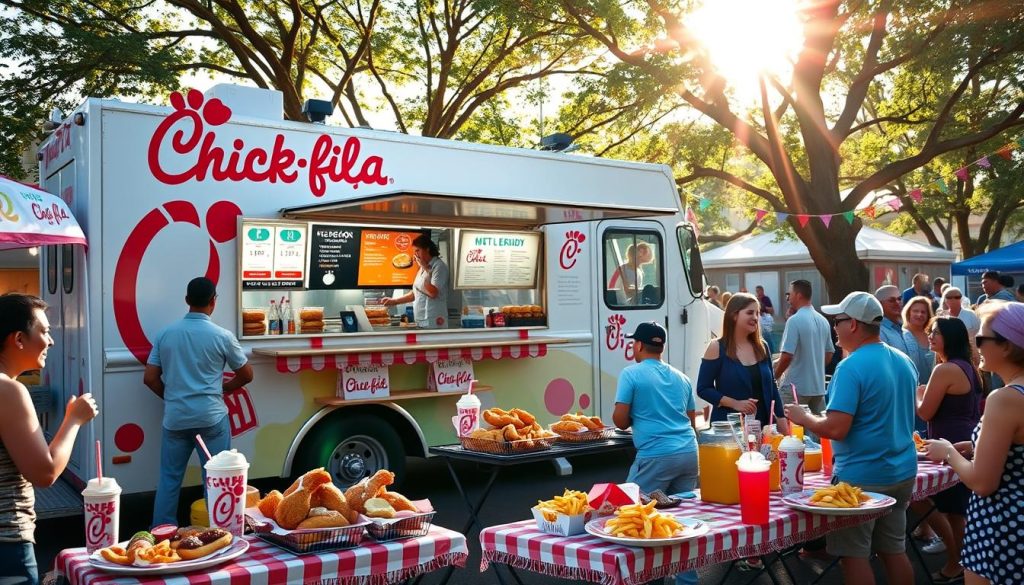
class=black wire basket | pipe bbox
[366,511,436,542]
[246,515,367,554]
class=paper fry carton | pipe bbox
[587,482,641,516]
[531,506,593,536]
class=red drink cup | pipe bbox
[736,452,771,525]
[821,438,833,477]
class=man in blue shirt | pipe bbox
[775,279,833,414]
[144,277,253,526]
[901,272,930,305]
[613,322,698,585]
[875,285,912,356]
[785,292,917,585]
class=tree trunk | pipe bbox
[798,218,867,303]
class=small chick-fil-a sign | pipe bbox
[337,364,390,400]
[428,357,475,393]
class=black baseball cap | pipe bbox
[186,276,217,307]
[626,322,666,348]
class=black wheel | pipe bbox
[294,412,406,488]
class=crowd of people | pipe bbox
[691,270,1024,584]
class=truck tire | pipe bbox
[294,413,407,488]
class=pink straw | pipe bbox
[791,383,798,404]
[195,434,213,461]
[95,440,103,480]
[469,379,478,395]
[769,400,776,427]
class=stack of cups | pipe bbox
[736,450,771,524]
[205,449,250,536]
[779,435,806,495]
[82,477,121,553]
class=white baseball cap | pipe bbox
[822,291,884,323]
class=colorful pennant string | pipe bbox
[691,138,1019,231]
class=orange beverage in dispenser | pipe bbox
[699,442,741,504]
[805,449,822,472]
[821,438,833,477]
[791,424,805,440]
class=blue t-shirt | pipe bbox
[826,342,917,485]
[880,318,911,355]
[615,359,697,458]
[779,306,833,397]
[148,313,249,431]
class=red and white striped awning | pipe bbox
[274,343,549,373]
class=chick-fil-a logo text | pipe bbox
[559,230,586,270]
[147,89,391,197]
[84,500,116,549]
[604,314,635,361]
[465,248,487,263]
[32,203,70,226]
[208,474,245,530]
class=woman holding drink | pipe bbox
[697,293,788,432]
[0,294,98,583]
[925,301,1024,585]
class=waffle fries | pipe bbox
[809,482,871,508]
[603,501,685,539]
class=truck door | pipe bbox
[43,164,91,479]
[596,221,669,420]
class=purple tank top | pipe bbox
[928,358,982,443]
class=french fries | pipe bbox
[603,501,685,539]
[809,482,871,508]
[134,540,181,564]
[913,431,927,452]
[536,489,590,521]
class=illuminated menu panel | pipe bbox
[241,222,306,289]
[455,230,541,289]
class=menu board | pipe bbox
[307,224,360,289]
[241,222,307,289]
[307,224,426,290]
[357,230,419,287]
[455,230,541,289]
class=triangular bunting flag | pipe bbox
[888,199,902,211]
[955,167,970,181]
[754,209,769,223]
[685,207,701,238]
[843,211,856,224]
[977,156,991,168]
[820,215,832,228]
[776,212,789,223]
[909,188,923,203]
[797,214,810,228]
[996,144,1014,160]
[936,178,949,193]
[865,206,876,219]
[699,197,712,211]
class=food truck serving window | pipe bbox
[603,230,664,309]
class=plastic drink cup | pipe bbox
[452,392,481,437]
[821,437,833,477]
[762,424,783,491]
[736,452,771,525]
[791,423,805,440]
[744,419,762,447]
[779,435,806,495]
[204,449,249,536]
[805,449,822,472]
[82,477,121,553]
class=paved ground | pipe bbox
[37,449,947,584]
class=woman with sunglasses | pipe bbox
[939,286,980,342]
[913,317,983,582]
[925,301,1024,585]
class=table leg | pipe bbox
[906,505,938,585]
[437,459,510,585]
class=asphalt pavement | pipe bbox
[37,449,947,584]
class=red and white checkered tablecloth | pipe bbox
[53,526,467,585]
[480,463,958,585]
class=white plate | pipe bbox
[87,538,249,575]
[782,489,896,516]
[584,515,708,547]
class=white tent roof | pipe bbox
[702,226,956,269]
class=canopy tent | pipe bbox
[701,225,955,268]
[951,240,1024,276]
[0,175,87,250]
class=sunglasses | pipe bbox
[976,333,1006,347]
[833,317,854,326]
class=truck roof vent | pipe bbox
[302,99,333,124]
[204,84,284,120]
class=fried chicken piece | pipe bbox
[344,478,370,514]
[483,408,516,428]
[314,483,358,523]
[275,484,314,530]
[377,488,419,513]
[502,423,522,442]
[510,408,537,426]
[552,420,586,433]
[257,490,282,518]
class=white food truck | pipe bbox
[36,84,714,495]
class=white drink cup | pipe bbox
[204,449,249,536]
[451,393,481,438]
[82,477,121,553]
[779,435,806,495]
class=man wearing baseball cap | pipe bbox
[613,321,698,585]
[785,292,918,584]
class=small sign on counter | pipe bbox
[427,357,475,393]
[337,364,390,400]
